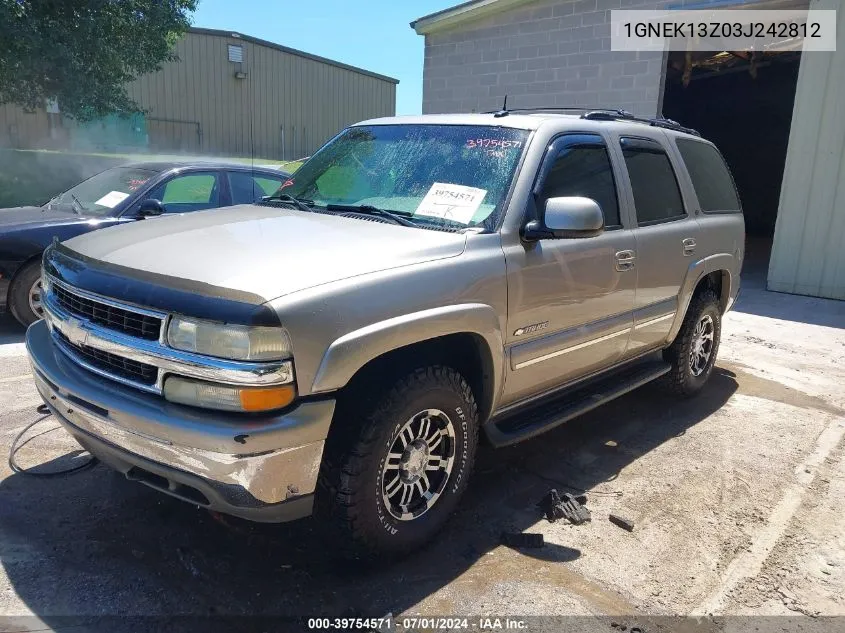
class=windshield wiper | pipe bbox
[261,193,314,213]
[68,193,84,215]
[324,204,418,228]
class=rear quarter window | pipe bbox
[676,139,741,213]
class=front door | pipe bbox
[501,133,637,407]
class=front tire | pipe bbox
[663,288,721,397]
[9,261,44,327]
[316,366,479,560]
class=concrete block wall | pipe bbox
[422,0,667,116]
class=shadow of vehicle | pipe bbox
[0,368,738,622]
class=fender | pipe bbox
[310,303,505,406]
[704,253,737,313]
[667,253,736,343]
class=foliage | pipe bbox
[0,0,197,121]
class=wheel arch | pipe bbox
[311,304,504,424]
[668,254,734,343]
[5,252,44,313]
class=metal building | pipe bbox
[0,27,398,160]
[412,0,845,301]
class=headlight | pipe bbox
[167,316,292,361]
[164,376,296,412]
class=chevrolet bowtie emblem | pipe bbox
[64,317,88,347]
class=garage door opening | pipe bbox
[661,50,802,286]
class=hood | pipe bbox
[63,205,467,300]
[0,205,80,230]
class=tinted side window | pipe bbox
[149,173,220,213]
[229,172,284,204]
[621,139,685,225]
[540,140,620,227]
[676,139,741,212]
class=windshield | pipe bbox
[48,166,158,216]
[280,124,530,230]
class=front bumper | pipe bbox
[26,320,335,523]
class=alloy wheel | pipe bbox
[689,314,715,377]
[380,408,456,521]
[28,277,44,318]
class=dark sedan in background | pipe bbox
[0,161,291,326]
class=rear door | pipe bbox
[615,136,699,354]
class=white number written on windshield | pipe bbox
[466,138,523,149]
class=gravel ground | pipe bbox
[1,258,843,632]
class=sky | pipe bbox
[191,0,459,116]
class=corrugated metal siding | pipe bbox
[0,30,396,160]
[126,31,396,159]
[0,103,54,147]
[768,0,845,300]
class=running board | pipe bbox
[485,361,671,447]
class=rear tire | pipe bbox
[9,261,44,327]
[316,365,479,560]
[663,288,721,397]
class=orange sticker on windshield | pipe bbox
[280,179,295,189]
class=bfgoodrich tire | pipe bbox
[663,288,722,397]
[316,366,479,560]
[9,261,44,327]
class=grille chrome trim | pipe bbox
[42,279,294,394]
[55,329,159,386]
[53,329,162,394]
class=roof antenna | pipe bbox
[494,94,509,118]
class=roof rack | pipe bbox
[483,106,600,118]
[581,109,701,136]
[482,104,700,136]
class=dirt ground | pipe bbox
[1,255,843,632]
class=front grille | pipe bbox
[53,282,162,341]
[55,330,158,386]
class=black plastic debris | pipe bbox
[538,488,591,524]
[501,531,545,548]
[609,513,635,532]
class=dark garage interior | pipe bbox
[662,51,802,272]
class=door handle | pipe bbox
[615,250,636,272]
[682,238,696,257]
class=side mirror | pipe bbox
[523,196,605,241]
[137,199,164,217]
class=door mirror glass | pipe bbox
[137,198,164,217]
[525,196,605,240]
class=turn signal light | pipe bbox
[163,376,296,412]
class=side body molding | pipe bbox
[666,253,736,343]
[310,303,505,404]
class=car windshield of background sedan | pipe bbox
[47,166,158,216]
[280,124,530,230]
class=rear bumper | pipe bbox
[26,319,335,523]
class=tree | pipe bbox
[0,0,197,121]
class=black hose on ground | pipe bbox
[8,406,98,477]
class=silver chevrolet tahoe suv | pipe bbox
[26,110,744,558]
